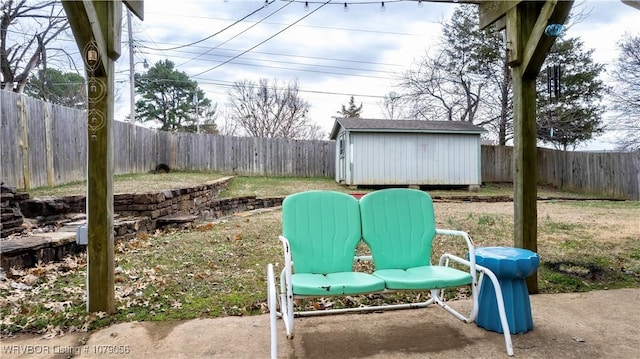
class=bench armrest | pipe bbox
[278,235,293,275]
[435,228,475,257]
[434,228,477,279]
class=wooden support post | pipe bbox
[512,73,539,293]
[86,67,115,313]
[508,2,540,293]
[506,1,573,293]
[509,2,539,293]
[62,0,135,313]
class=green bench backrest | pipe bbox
[360,188,436,270]
[282,191,361,274]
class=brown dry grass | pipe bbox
[4,174,639,338]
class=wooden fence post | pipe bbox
[18,94,30,189]
[44,102,54,187]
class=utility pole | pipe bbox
[193,93,199,133]
[128,10,135,125]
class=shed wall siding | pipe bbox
[334,129,347,183]
[351,132,480,185]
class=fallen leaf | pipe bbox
[9,268,26,278]
[171,300,182,308]
[20,274,39,285]
[11,282,32,290]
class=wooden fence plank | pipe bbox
[2,92,638,199]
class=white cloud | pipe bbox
[112,0,638,145]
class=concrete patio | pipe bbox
[2,288,639,358]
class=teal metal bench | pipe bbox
[267,189,514,358]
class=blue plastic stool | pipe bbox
[474,247,539,334]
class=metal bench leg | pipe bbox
[268,264,278,359]
[477,265,514,357]
[280,269,294,339]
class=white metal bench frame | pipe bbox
[267,228,514,358]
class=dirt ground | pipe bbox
[2,198,637,358]
[2,288,639,358]
[434,200,640,243]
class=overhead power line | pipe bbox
[190,0,334,78]
[137,49,398,75]
[139,0,278,51]
[134,76,387,100]
[138,40,403,67]
[178,0,293,67]
[136,50,393,79]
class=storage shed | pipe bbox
[329,118,486,187]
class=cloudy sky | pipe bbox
[115,0,639,148]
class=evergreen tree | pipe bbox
[400,5,606,149]
[337,96,363,118]
[135,59,216,132]
[25,68,86,109]
[536,37,607,151]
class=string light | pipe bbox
[289,0,429,11]
[287,0,415,7]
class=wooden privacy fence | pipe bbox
[1,92,334,190]
[155,133,333,177]
[1,91,87,189]
[482,146,640,200]
[2,92,638,199]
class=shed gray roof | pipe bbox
[329,118,486,139]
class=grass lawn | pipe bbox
[2,172,638,337]
[26,170,593,199]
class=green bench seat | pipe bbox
[373,266,473,290]
[291,272,385,296]
[268,189,514,358]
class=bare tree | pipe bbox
[610,33,640,151]
[401,50,483,122]
[1,0,69,92]
[217,107,242,137]
[399,6,501,125]
[227,78,318,139]
[380,91,405,120]
[304,122,326,140]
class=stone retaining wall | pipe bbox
[1,216,153,269]
[18,177,234,222]
[207,196,283,219]
[1,185,29,238]
[1,176,286,269]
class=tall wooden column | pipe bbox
[86,63,116,312]
[508,2,539,293]
[62,0,143,313]
[479,0,573,293]
[503,1,573,293]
